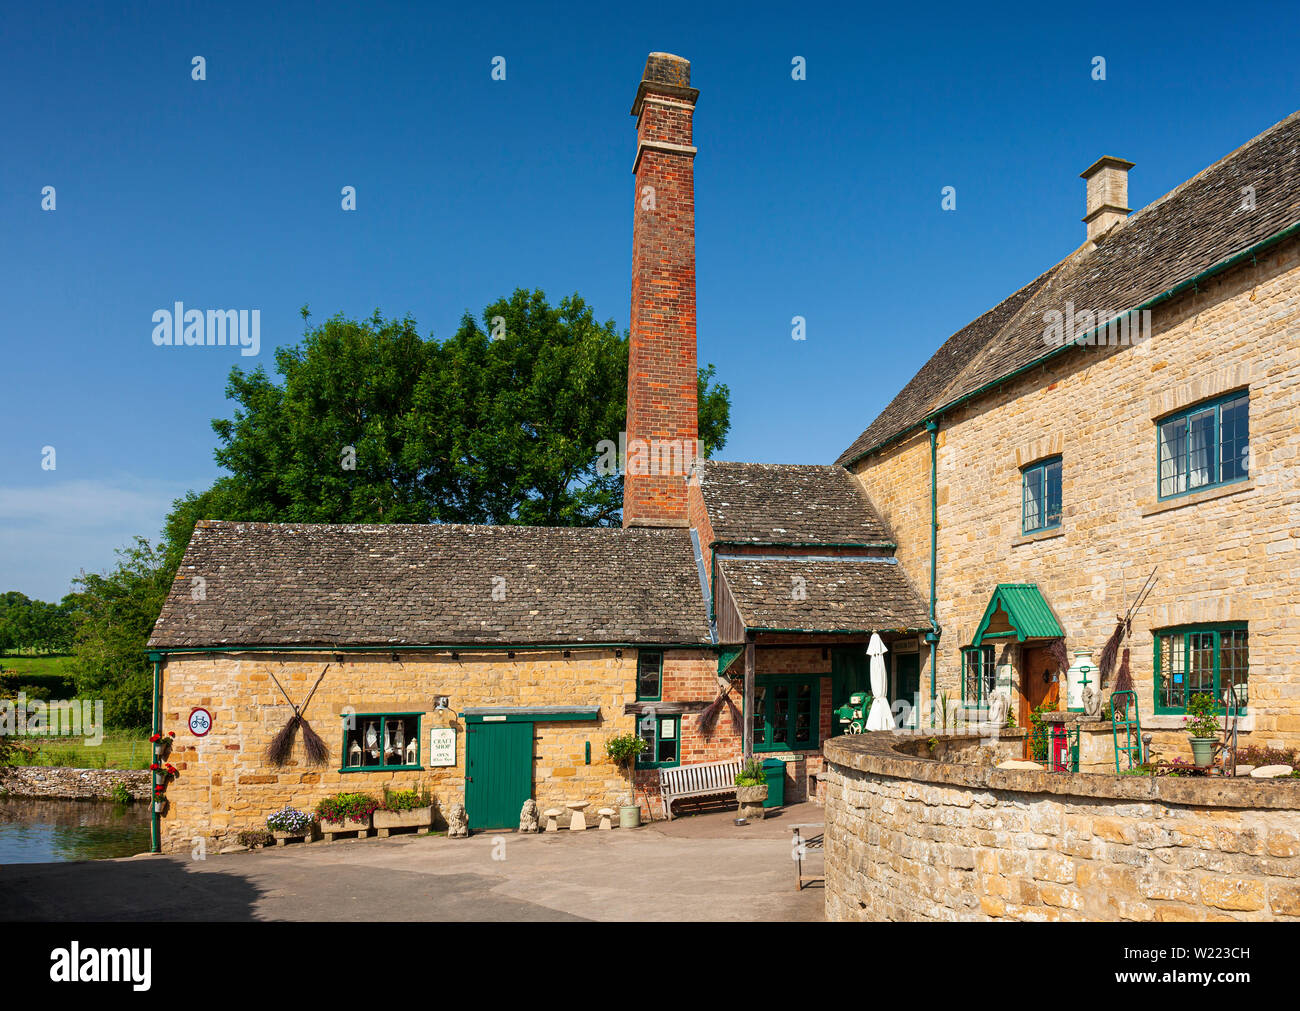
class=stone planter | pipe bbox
[320,815,372,841]
[619,805,641,829]
[1190,737,1217,768]
[272,828,313,847]
[373,805,432,838]
[736,783,768,822]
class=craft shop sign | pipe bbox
[428,727,456,767]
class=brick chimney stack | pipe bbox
[1080,156,1134,242]
[623,53,700,529]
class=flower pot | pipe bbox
[1190,737,1217,768]
[736,783,768,822]
[373,806,432,837]
[619,805,640,829]
[272,828,313,847]
[319,814,372,840]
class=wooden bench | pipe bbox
[659,757,743,821]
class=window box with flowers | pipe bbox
[266,806,317,845]
[315,792,379,839]
[372,787,434,836]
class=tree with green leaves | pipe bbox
[65,539,174,728]
[182,288,730,533]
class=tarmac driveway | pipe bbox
[0,804,825,922]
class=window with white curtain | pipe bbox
[1157,392,1249,499]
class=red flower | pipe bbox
[149,763,160,771]
[149,733,161,743]
[165,764,178,775]
[168,731,176,737]
[154,785,165,794]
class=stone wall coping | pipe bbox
[824,731,1300,810]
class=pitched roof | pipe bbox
[837,109,1300,466]
[717,555,930,633]
[148,521,712,649]
[696,460,891,545]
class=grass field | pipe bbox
[18,731,153,771]
[0,652,76,680]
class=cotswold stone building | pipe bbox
[149,52,1300,852]
[838,110,1300,756]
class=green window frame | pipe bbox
[961,645,996,710]
[752,676,820,752]
[1156,392,1249,500]
[635,712,679,768]
[636,651,663,701]
[1154,624,1248,714]
[341,712,422,772]
[1021,456,1062,534]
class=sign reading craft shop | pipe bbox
[428,727,457,767]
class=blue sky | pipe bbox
[3,0,1298,600]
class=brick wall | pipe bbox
[624,53,699,528]
[824,732,1300,921]
[157,647,710,852]
[850,239,1300,748]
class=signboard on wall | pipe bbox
[429,727,457,767]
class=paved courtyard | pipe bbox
[0,804,825,922]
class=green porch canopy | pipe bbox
[970,583,1064,646]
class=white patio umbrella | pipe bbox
[865,633,896,731]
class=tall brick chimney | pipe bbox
[623,53,700,529]
[1080,156,1134,242]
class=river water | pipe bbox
[0,796,151,863]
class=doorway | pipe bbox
[892,650,921,729]
[466,721,534,830]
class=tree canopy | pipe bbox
[185,288,731,532]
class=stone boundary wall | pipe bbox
[823,733,1300,921]
[0,766,151,800]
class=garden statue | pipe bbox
[519,798,539,833]
[987,690,1009,728]
[447,802,469,838]
[1083,685,1104,720]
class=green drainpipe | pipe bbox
[925,419,940,727]
[149,652,162,853]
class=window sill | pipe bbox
[340,765,424,773]
[1011,527,1065,548]
[1141,479,1253,517]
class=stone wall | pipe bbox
[823,732,1300,921]
[158,647,712,852]
[0,765,150,800]
[849,238,1300,748]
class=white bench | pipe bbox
[659,756,744,821]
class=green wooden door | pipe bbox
[466,721,534,830]
[893,652,921,729]
[830,648,871,736]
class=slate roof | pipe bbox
[717,555,930,633]
[837,109,1300,466]
[696,461,892,545]
[148,521,712,649]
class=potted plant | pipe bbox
[373,786,434,836]
[734,758,768,821]
[1184,692,1220,768]
[606,733,648,827]
[266,806,316,845]
[315,792,379,837]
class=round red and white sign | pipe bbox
[188,707,213,737]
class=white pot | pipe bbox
[1065,650,1096,712]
